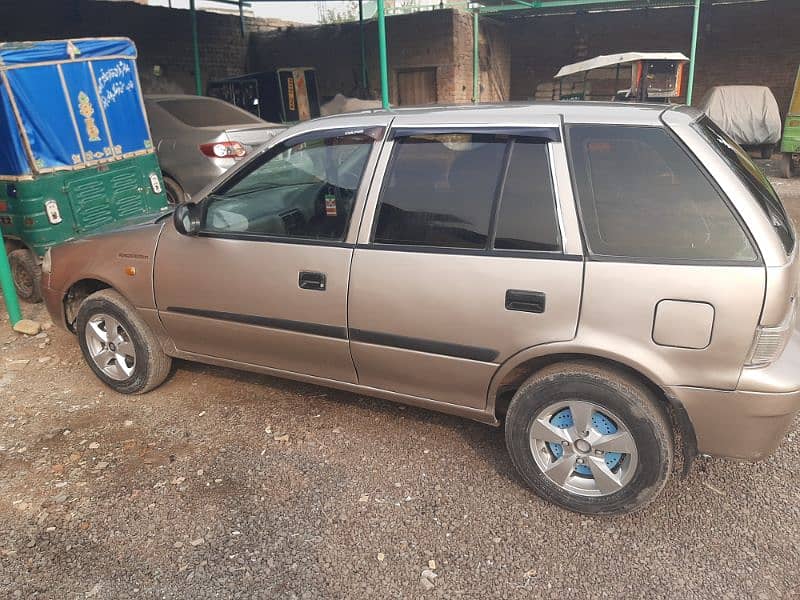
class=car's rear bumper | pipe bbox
[669,324,800,460]
[669,386,799,460]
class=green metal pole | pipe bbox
[472,9,480,103]
[190,0,202,95]
[0,235,22,327]
[686,0,701,105]
[359,0,368,91]
[377,0,389,109]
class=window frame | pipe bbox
[367,128,569,259]
[564,123,763,267]
[195,126,385,247]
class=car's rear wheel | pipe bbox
[505,362,673,515]
[162,176,184,204]
[76,289,171,394]
[9,248,42,303]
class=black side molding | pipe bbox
[350,328,498,362]
[165,308,499,362]
[165,307,348,340]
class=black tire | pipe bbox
[760,145,773,159]
[162,175,184,205]
[9,248,42,303]
[505,361,673,515]
[76,289,172,394]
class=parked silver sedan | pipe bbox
[145,94,284,203]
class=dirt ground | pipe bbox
[1,172,800,600]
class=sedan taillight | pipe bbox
[199,141,247,159]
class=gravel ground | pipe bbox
[1,172,800,600]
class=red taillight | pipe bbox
[199,141,247,159]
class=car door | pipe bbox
[154,119,389,383]
[347,117,585,409]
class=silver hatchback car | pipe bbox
[42,103,800,514]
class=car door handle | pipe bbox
[299,271,326,291]
[505,289,546,313]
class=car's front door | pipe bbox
[154,120,388,383]
[347,119,585,409]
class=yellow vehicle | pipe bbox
[779,65,800,178]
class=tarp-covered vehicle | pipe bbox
[698,86,782,159]
[0,37,168,302]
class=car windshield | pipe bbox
[156,97,263,127]
[695,116,795,254]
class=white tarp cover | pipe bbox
[320,93,382,116]
[699,86,782,146]
[554,52,689,79]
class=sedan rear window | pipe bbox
[695,116,795,254]
[568,124,757,262]
[156,97,263,127]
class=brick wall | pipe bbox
[0,0,290,94]
[249,9,498,105]
[507,0,800,116]
[0,0,795,113]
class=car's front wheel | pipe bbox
[76,289,172,394]
[505,362,673,515]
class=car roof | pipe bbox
[288,101,700,134]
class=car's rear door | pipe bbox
[347,115,585,409]
[154,118,390,383]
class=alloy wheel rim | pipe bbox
[529,400,638,497]
[84,313,136,381]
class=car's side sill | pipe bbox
[170,348,500,426]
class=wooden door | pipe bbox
[397,68,437,106]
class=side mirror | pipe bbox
[173,202,202,236]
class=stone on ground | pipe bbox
[12,319,41,336]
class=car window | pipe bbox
[156,97,263,127]
[568,125,757,262]
[695,116,794,254]
[203,133,375,241]
[374,134,505,249]
[374,133,561,251]
[494,140,561,252]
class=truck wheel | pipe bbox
[163,176,184,204]
[9,248,42,303]
[76,289,172,394]
[505,362,673,515]
[760,145,773,159]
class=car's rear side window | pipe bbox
[373,133,561,252]
[567,125,757,262]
